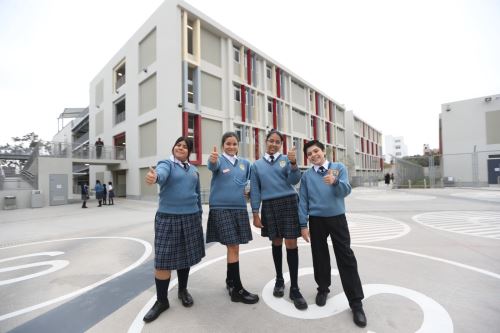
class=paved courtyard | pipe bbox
[1,187,499,332]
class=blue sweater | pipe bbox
[250,155,301,212]
[298,161,352,227]
[208,155,250,209]
[155,159,202,214]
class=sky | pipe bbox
[1,0,499,155]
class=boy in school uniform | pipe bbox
[298,140,367,327]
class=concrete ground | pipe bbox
[1,186,499,333]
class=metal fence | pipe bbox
[392,150,500,188]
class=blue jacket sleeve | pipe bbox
[286,157,301,185]
[207,157,220,172]
[156,160,171,185]
[196,172,202,214]
[298,175,309,228]
[250,163,261,212]
[333,164,352,197]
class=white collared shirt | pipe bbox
[169,155,190,168]
[313,160,329,173]
[223,152,237,166]
[264,152,281,162]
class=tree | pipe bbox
[0,132,44,169]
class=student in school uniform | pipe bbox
[107,181,115,205]
[206,131,259,304]
[298,140,366,328]
[143,136,205,323]
[95,180,104,207]
[250,129,310,310]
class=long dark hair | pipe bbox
[266,129,283,142]
[172,136,194,161]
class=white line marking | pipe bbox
[0,237,152,322]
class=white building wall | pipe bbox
[440,94,500,184]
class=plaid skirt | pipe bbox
[206,209,253,245]
[261,194,301,240]
[154,212,205,270]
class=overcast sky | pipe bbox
[1,0,499,155]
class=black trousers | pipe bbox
[309,214,364,309]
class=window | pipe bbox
[233,47,240,63]
[266,66,272,79]
[114,61,126,91]
[396,152,402,156]
[233,85,241,102]
[395,145,401,149]
[187,20,194,55]
[114,98,126,125]
[183,112,201,163]
[267,99,273,113]
[187,66,195,103]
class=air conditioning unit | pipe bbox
[485,97,492,102]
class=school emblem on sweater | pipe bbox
[239,164,245,171]
[332,169,339,177]
[279,160,286,168]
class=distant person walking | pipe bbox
[95,180,104,207]
[95,138,104,158]
[384,173,390,186]
[108,181,115,205]
[81,183,89,208]
[390,173,394,184]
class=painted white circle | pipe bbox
[296,214,410,245]
[130,244,500,332]
[450,191,500,203]
[355,192,436,201]
[261,266,453,331]
[412,211,500,240]
[0,237,152,322]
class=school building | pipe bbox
[439,93,500,186]
[1,0,384,209]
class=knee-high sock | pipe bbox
[286,247,299,289]
[272,244,283,280]
[177,268,190,290]
[155,278,170,302]
[228,262,243,290]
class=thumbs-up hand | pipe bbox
[209,145,219,164]
[288,146,297,165]
[323,169,336,185]
[145,166,157,185]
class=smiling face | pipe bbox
[306,144,326,166]
[223,135,239,156]
[266,133,282,155]
[173,140,189,162]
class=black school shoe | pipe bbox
[231,288,259,304]
[178,288,193,307]
[273,278,285,297]
[352,307,367,327]
[289,287,308,310]
[315,291,329,307]
[143,300,170,323]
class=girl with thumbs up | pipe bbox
[206,132,259,304]
[142,136,205,323]
[250,129,309,310]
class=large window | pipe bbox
[183,112,201,164]
[187,66,195,104]
[233,47,240,63]
[114,98,126,125]
[114,60,126,91]
[187,19,194,55]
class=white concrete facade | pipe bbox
[345,111,383,180]
[440,93,500,185]
[384,135,408,162]
[85,0,366,198]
